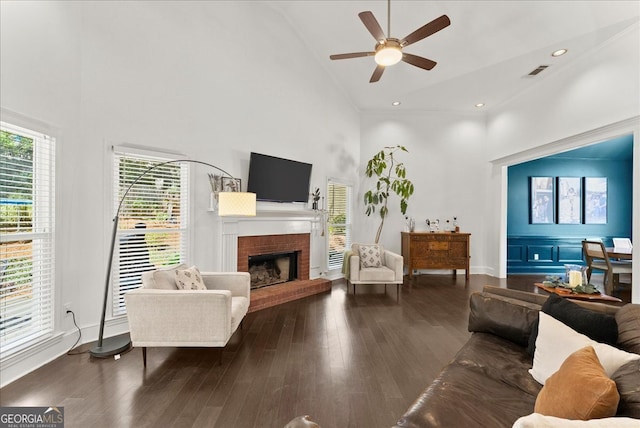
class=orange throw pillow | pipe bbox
[535,346,620,420]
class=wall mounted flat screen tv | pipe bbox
[247,152,312,203]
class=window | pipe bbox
[327,179,352,271]
[112,147,189,316]
[1,122,55,357]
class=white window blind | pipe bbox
[327,180,352,271]
[0,122,55,357]
[112,148,189,316]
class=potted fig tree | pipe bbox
[364,145,414,244]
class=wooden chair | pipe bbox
[582,240,633,296]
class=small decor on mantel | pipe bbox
[311,187,321,211]
[426,218,439,232]
[208,173,222,210]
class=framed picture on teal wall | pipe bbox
[585,177,607,224]
[530,176,554,224]
[557,177,582,224]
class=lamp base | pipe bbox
[90,334,132,358]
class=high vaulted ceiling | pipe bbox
[269,1,640,113]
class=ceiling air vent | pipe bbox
[528,65,549,76]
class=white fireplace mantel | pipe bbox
[212,209,326,277]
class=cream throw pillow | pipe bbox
[529,312,640,385]
[513,413,640,427]
[359,245,382,268]
[175,265,206,290]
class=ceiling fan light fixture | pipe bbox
[375,40,403,66]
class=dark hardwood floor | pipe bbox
[0,273,629,428]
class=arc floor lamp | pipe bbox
[90,159,256,358]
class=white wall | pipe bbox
[357,111,491,273]
[0,1,360,386]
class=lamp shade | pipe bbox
[218,192,257,216]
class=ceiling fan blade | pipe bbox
[359,11,386,42]
[330,52,375,60]
[401,15,450,47]
[370,65,385,83]
[402,53,437,70]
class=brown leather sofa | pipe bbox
[393,286,640,428]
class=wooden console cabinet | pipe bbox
[401,232,471,279]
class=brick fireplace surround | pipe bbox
[237,233,331,312]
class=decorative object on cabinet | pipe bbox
[364,145,414,243]
[530,176,554,224]
[426,218,439,232]
[91,159,256,359]
[585,177,608,224]
[404,216,415,232]
[401,231,470,279]
[557,177,582,224]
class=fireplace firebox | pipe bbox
[248,251,299,290]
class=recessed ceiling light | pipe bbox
[475,103,485,108]
[551,49,567,57]
[392,101,401,106]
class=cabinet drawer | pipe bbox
[411,234,451,242]
[427,241,449,251]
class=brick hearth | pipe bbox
[248,278,332,313]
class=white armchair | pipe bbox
[348,243,404,299]
[125,266,250,366]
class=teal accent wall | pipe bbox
[507,140,633,274]
[508,157,633,237]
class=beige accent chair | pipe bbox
[348,243,403,299]
[582,240,633,296]
[125,264,250,366]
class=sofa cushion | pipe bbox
[527,294,618,356]
[175,265,206,290]
[530,312,640,385]
[534,346,619,420]
[615,304,640,355]
[359,266,395,282]
[468,292,541,347]
[147,264,187,289]
[394,333,541,428]
[611,359,640,418]
[359,244,383,268]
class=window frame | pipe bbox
[326,178,352,272]
[0,120,56,358]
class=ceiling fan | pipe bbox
[329,0,450,83]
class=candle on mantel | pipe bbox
[568,270,582,288]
